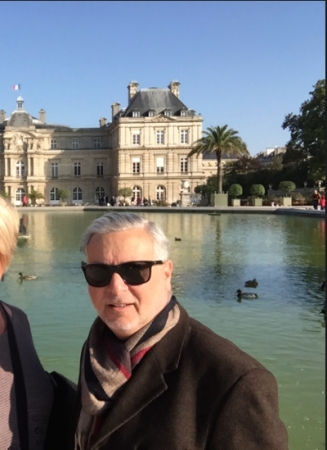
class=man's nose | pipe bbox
[105,271,127,293]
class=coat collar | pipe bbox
[90,303,189,449]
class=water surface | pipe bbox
[2,211,325,450]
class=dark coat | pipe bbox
[71,304,288,449]
[45,372,77,450]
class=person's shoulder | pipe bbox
[1,301,28,320]
[186,316,265,372]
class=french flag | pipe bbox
[12,84,20,90]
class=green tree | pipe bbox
[250,184,265,198]
[57,188,70,202]
[282,79,325,182]
[117,187,132,201]
[194,175,217,198]
[224,156,261,176]
[27,189,44,206]
[278,181,296,196]
[228,184,243,198]
[188,125,249,193]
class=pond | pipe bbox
[2,211,325,450]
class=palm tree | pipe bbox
[27,188,44,206]
[188,125,249,193]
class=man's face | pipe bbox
[86,228,173,339]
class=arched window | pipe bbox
[73,187,82,201]
[15,188,25,202]
[16,160,25,177]
[156,185,166,200]
[50,188,59,201]
[132,186,142,200]
[95,187,105,200]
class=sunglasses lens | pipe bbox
[119,263,151,285]
[82,261,160,287]
[84,265,112,287]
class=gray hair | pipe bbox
[81,212,170,260]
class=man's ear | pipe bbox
[163,259,173,280]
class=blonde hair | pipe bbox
[0,195,19,272]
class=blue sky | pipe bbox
[1,1,325,155]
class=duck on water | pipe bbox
[19,272,37,281]
[236,289,258,299]
[244,279,258,288]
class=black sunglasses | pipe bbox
[81,260,163,287]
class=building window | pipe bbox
[73,187,82,201]
[50,187,59,201]
[132,110,140,118]
[51,163,58,178]
[72,139,79,149]
[164,110,171,117]
[148,110,154,117]
[132,157,141,174]
[180,157,188,173]
[156,157,164,174]
[180,109,187,117]
[132,132,140,145]
[16,188,25,203]
[97,162,104,176]
[16,161,25,177]
[7,159,11,176]
[95,187,105,200]
[156,185,166,200]
[132,186,142,201]
[93,138,101,149]
[51,139,57,149]
[156,130,164,145]
[74,162,81,176]
[181,130,189,144]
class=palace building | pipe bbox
[0,81,213,206]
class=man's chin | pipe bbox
[101,316,141,339]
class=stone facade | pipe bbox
[0,82,211,206]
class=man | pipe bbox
[73,212,288,449]
[312,189,321,210]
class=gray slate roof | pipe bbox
[121,88,188,117]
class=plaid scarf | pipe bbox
[75,296,180,449]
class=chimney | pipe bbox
[168,80,180,98]
[111,102,121,120]
[0,110,5,123]
[127,81,139,105]
[39,109,46,124]
[99,117,107,127]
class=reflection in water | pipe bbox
[1,211,325,450]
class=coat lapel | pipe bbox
[91,305,189,449]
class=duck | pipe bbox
[244,278,258,288]
[236,289,258,299]
[19,272,37,281]
[175,237,182,241]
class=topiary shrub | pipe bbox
[250,184,265,198]
[228,184,243,198]
[278,181,296,196]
